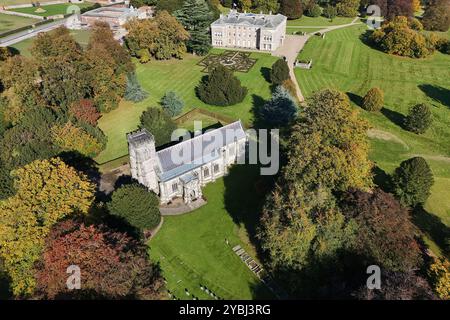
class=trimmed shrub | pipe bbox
[196,65,247,106]
[161,91,184,117]
[362,87,384,111]
[270,58,290,85]
[392,156,434,207]
[404,103,433,134]
[108,183,161,231]
[140,107,177,146]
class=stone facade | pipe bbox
[211,10,286,52]
[128,121,247,204]
[77,5,153,29]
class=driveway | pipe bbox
[273,34,309,102]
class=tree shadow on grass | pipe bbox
[418,84,450,108]
[381,107,406,129]
[223,164,275,256]
[412,206,450,258]
[251,94,268,129]
[372,165,393,193]
[260,67,272,83]
[346,92,363,108]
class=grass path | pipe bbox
[295,24,450,257]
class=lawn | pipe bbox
[295,24,450,257]
[0,12,38,34]
[95,49,278,164]
[287,15,355,27]
[149,165,274,300]
[7,2,92,17]
[10,29,91,56]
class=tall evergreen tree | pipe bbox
[259,86,298,126]
[392,156,434,207]
[124,73,149,102]
[175,0,214,55]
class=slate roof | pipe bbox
[156,120,246,182]
[212,10,286,29]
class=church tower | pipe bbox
[127,129,159,194]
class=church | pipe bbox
[127,121,247,204]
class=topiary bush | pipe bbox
[392,156,434,207]
[140,106,177,146]
[196,65,247,106]
[362,87,384,112]
[404,103,433,134]
[270,58,290,85]
[108,182,161,231]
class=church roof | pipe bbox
[211,10,286,29]
[156,120,246,182]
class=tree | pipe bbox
[306,3,322,17]
[0,158,94,296]
[355,270,436,300]
[156,0,184,12]
[161,91,184,117]
[427,257,450,300]
[404,103,433,134]
[323,5,337,20]
[124,73,149,102]
[197,65,248,106]
[371,16,434,58]
[336,0,360,17]
[259,86,298,126]
[0,162,14,200]
[108,183,161,231]
[271,58,290,85]
[254,0,281,13]
[174,0,214,55]
[412,0,421,12]
[31,27,91,109]
[139,107,177,146]
[422,0,450,31]
[392,156,434,207]
[343,189,422,272]
[238,0,253,11]
[51,122,104,158]
[125,11,190,61]
[69,99,101,126]
[371,0,414,20]
[280,0,304,19]
[34,219,165,299]
[258,89,372,295]
[86,22,132,112]
[362,87,384,111]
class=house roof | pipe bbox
[211,10,286,29]
[156,120,246,182]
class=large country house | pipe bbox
[210,10,287,51]
[127,121,247,204]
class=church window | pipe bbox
[214,164,220,173]
[204,168,210,177]
[172,183,178,193]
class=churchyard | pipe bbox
[149,165,275,299]
[95,49,278,164]
[295,24,450,257]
